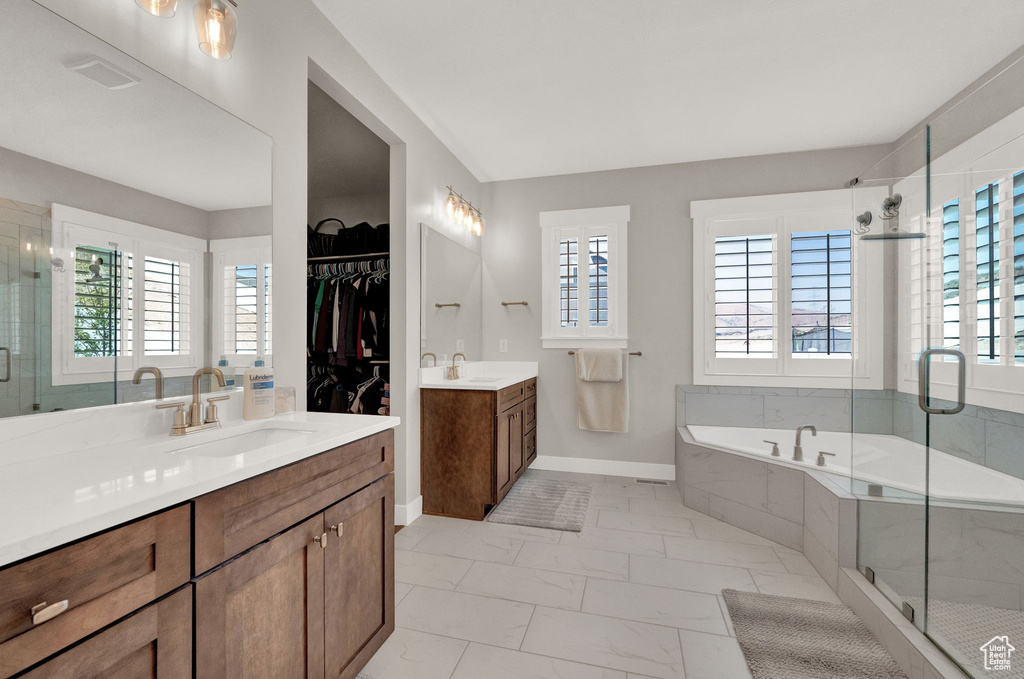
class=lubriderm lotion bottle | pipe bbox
[243,357,276,420]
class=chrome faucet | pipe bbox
[794,424,817,462]
[155,368,228,436]
[132,366,164,400]
[421,352,437,367]
[447,352,467,380]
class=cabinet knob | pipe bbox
[313,532,328,549]
[330,524,344,536]
[31,600,69,625]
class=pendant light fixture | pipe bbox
[444,187,485,237]
[135,0,177,17]
[194,0,238,60]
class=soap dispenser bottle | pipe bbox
[243,357,275,420]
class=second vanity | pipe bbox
[0,394,399,679]
[420,362,539,520]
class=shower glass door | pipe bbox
[853,64,1024,677]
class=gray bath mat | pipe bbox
[722,589,908,679]
[487,477,592,532]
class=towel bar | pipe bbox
[434,302,461,308]
[568,351,642,356]
[501,301,528,306]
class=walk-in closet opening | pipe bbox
[306,81,391,416]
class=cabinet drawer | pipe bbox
[194,429,394,575]
[524,396,537,432]
[525,428,537,465]
[18,585,192,679]
[0,504,191,678]
[497,382,524,411]
[525,377,537,399]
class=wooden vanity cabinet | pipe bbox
[3,429,396,679]
[421,377,537,520]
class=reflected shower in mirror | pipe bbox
[419,223,481,363]
[0,0,272,417]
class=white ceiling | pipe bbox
[308,82,390,199]
[314,0,1024,182]
[0,0,271,212]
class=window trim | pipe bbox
[210,236,273,367]
[540,205,629,349]
[692,188,886,389]
[50,204,206,386]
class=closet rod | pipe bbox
[308,252,389,261]
[567,351,643,356]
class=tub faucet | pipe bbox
[794,424,816,462]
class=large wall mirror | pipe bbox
[0,0,273,417]
[420,224,481,363]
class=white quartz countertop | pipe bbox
[419,361,538,391]
[0,411,400,568]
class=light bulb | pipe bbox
[463,209,475,230]
[476,216,486,237]
[445,194,458,218]
[194,0,237,60]
[453,201,466,224]
[136,0,177,16]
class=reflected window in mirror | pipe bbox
[212,237,273,366]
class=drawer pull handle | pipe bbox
[31,600,69,625]
[330,524,344,536]
[313,532,328,549]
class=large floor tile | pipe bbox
[395,549,473,590]
[394,524,432,551]
[654,485,682,502]
[662,536,787,572]
[597,510,695,537]
[397,587,535,649]
[589,494,632,511]
[521,607,686,679]
[359,628,467,679]
[560,526,666,557]
[592,480,657,498]
[716,596,736,636]
[413,529,525,564]
[628,498,705,519]
[451,643,627,679]
[629,554,758,595]
[407,514,475,533]
[462,520,563,544]
[690,518,784,548]
[395,581,414,606]
[456,561,587,610]
[774,549,820,576]
[750,569,842,604]
[514,541,629,581]
[678,629,753,679]
[582,579,728,635]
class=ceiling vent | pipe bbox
[65,57,141,90]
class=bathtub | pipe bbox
[686,425,1024,508]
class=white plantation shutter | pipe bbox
[212,238,273,365]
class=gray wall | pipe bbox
[209,206,273,239]
[308,192,390,229]
[482,144,890,467]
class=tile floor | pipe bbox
[363,469,844,679]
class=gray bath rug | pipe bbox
[487,477,592,532]
[722,589,909,679]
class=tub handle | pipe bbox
[816,451,836,467]
[917,348,965,415]
[763,440,780,457]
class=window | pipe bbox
[211,236,273,366]
[976,182,1000,362]
[541,206,628,348]
[942,200,961,353]
[51,204,204,385]
[1015,171,1024,363]
[692,189,885,388]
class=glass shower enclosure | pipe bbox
[851,56,1024,678]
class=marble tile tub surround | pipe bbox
[679,385,1024,481]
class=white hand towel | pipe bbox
[575,348,623,382]
[575,349,629,432]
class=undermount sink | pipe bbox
[166,424,322,458]
[464,378,501,383]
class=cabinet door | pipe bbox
[324,475,395,679]
[19,585,191,679]
[495,408,513,498]
[510,403,525,480]
[196,514,326,679]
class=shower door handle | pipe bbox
[917,348,965,415]
[0,347,10,383]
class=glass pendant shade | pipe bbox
[445,194,458,218]
[453,201,466,224]
[463,209,475,230]
[194,0,237,60]
[136,0,178,16]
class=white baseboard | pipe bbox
[395,495,422,526]
[532,455,675,481]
